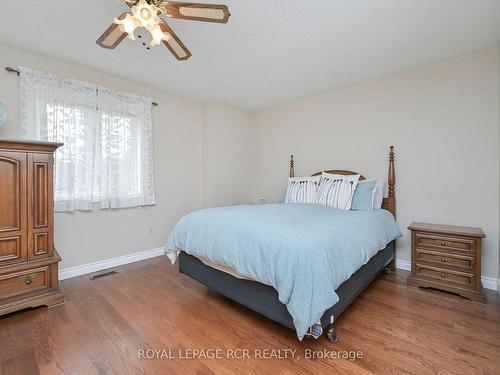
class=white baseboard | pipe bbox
[395,258,498,292]
[482,276,500,292]
[59,250,498,292]
[395,259,411,271]
[59,247,165,280]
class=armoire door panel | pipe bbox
[33,162,49,228]
[28,153,54,260]
[0,151,27,265]
[0,236,21,262]
[33,233,49,256]
[0,153,25,232]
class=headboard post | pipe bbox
[387,146,396,217]
[289,155,295,178]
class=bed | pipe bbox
[165,146,399,342]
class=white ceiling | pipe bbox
[1,0,499,110]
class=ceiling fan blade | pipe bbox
[158,1,231,23]
[159,20,192,60]
[96,12,130,49]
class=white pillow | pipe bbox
[373,179,384,209]
[284,176,320,204]
[315,172,360,210]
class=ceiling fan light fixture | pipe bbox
[132,0,161,28]
[114,13,139,40]
[148,23,171,46]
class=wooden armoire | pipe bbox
[0,139,65,315]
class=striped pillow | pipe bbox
[315,172,360,210]
[284,176,321,204]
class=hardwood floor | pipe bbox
[1,256,499,375]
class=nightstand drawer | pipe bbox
[416,248,475,272]
[415,233,475,254]
[415,264,474,289]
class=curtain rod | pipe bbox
[4,66,158,107]
[5,66,20,75]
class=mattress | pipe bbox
[196,255,266,283]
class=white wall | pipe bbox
[254,48,500,279]
[1,44,499,281]
[202,100,255,207]
[0,44,251,269]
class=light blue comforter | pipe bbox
[165,203,401,340]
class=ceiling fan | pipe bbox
[96,0,231,61]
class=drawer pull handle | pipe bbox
[441,272,447,278]
[440,241,446,246]
[440,256,446,262]
[24,276,32,285]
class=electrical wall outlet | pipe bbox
[259,196,265,204]
[148,226,155,235]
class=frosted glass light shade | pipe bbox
[148,24,170,46]
[114,13,139,40]
[132,0,160,28]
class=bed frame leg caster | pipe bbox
[384,260,395,274]
[326,325,338,343]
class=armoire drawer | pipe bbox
[0,267,49,300]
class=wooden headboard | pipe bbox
[289,146,396,217]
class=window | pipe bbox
[20,67,155,212]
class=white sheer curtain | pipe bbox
[19,67,156,212]
[97,87,155,209]
[20,67,98,211]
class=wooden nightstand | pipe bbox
[407,222,486,303]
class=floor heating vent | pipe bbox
[89,270,119,280]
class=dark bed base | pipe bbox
[178,241,394,341]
